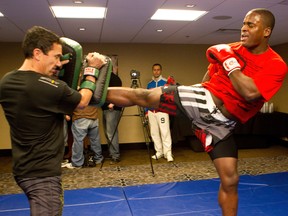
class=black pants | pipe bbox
[15,176,63,216]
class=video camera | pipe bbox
[130,69,140,79]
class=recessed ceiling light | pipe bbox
[50,6,106,19]
[156,29,163,32]
[79,27,86,31]
[0,12,4,17]
[186,4,195,8]
[74,0,83,4]
[151,9,207,21]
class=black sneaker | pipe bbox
[110,158,120,165]
[83,155,96,167]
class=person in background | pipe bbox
[0,26,106,215]
[145,63,173,162]
[100,9,287,216]
[63,106,103,169]
[102,71,123,164]
[61,115,71,165]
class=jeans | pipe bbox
[71,118,102,167]
[103,109,121,160]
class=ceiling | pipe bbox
[0,0,288,46]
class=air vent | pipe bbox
[279,0,288,5]
[216,29,240,34]
[212,16,232,20]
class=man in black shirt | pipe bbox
[0,26,106,215]
[102,72,123,164]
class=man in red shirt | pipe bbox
[102,8,287,216]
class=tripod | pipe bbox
[100,78,155,176]
[129,78,155,176]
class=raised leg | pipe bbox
[106,87,162,108]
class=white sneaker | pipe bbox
[151,153,164,160]
[166,153,174,162]
[62,162,81,169]
[61,159,69,167]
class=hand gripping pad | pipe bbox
[59,37,83,90]
[89,56,112,107]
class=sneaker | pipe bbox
[83,156,96,167]
[166,154,174,162]
[61,159,69,168]
[151,153,164,160]
[62,163,81,170]
[110,158,120,165]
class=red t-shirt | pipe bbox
[202,42,287,123]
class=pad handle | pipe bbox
[89,56,112,107]
[59,37,83,90]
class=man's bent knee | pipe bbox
[221,172,239,193]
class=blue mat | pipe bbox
[1,172,288,216]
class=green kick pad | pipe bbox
[59,37,83,90]
[90,56,112,107]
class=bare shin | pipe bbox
[106,87,162,109]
